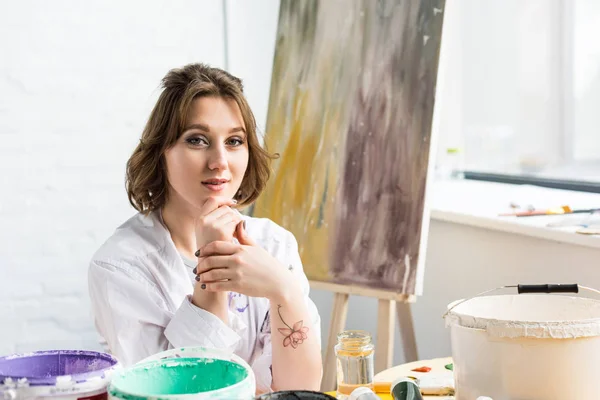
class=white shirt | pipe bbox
[88,211,321,393]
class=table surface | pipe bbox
[327,357,454,400]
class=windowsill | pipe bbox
[429,179,600,250]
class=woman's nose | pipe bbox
[207,145,228,171]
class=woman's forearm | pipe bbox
[191,290,229,324]
[269,289,322,391]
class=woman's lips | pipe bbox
[201,179,229,192]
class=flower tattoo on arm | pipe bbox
[277,305,309,348]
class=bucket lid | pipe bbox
[0,350,119,386]
[445,295,600,339]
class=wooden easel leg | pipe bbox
[397,301,419,362]
[320,292,349,392]
[375,299,396,373]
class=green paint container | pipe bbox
[109,347,255,400]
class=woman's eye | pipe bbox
[227,137,245,146]
[186,136,208,146]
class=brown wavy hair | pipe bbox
[126,63,277,214]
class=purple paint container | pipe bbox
[0,350,120,399]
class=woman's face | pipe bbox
[164,96,249,210]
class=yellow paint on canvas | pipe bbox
[252,1,357,282]
[254,87,343,282]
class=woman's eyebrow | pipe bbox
[229,127,246,134]
[183,124,246,134]
[183,123,210,132]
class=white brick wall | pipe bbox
[0,0,226,355]
[226,0,280,133]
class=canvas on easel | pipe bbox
[252,0,445,390]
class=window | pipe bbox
[435,0,600,190]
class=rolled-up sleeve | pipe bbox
[165,296,242,350]
[89,260,243,366]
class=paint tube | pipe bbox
[349,386,379,400]
[417,373,454,396]
[390,377,423,400]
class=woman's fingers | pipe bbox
[195,202,241,246]
[199,241,241,257]
[197,267,240,283]
[199,203,241,229]
[234,220,256,246]
[204,205,233,220]
[214,208,243,226]
[199,196,237,216]
[201,280,235,292]
[195,255,232,274]
[200,203,238,224]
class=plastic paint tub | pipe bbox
[108,347,255,400]
[0,350,120,399]
[445,287,600,400]
[256,391,337,400]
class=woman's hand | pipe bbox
[191,196,240,323]
[194,196,241,250]
[195,223,302,303]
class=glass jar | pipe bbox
[335,330,375,399]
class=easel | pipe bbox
[311,281,419,392]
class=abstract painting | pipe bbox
[252,0,445,295]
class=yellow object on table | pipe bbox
[326,357,453,399]
[376,357,454,399]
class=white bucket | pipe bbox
[445,285,600,400]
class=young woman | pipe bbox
[88,63,322,393]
